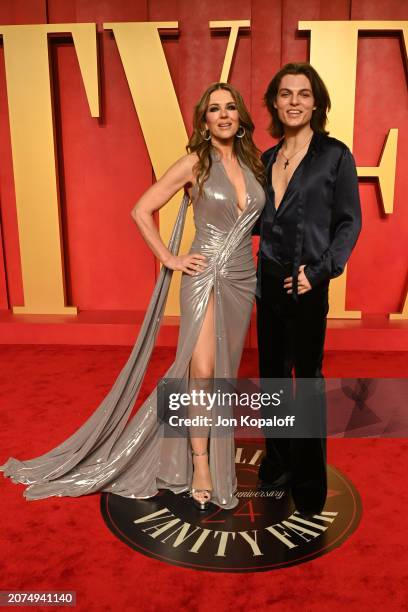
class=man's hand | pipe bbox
[284,265,312,295]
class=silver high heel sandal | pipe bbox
[190,449,213,511]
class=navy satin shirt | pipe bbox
[254,131,362,297]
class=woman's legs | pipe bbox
[189,290,215,504]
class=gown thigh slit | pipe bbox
[187,288,215,445]
[189,288,215,380]
[1,152,265,510]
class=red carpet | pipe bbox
[1,346,407,611]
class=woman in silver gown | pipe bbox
[1,83,265,510]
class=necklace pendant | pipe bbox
[283,159,289,169]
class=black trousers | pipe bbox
[256,264,328,513]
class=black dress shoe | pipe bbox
[295,508,323,520]
[258,471,291,489]
[258,458,291,488]
[291,479,327,518]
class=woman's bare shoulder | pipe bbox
[167,152,198,181]
[181,152,199,171]
[179,153,200,188]
[154,153,198,190]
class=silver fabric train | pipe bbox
[1,152,265,509]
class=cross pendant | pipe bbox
[284,160,289,169]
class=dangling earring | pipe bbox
[235,126,245,139]
[201,129,211,141]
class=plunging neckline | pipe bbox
[271,157,293,211]
[270,135,314,211]
[217,155,249,218]
[270,150,304,211]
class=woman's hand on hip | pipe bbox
[164,253,208,276]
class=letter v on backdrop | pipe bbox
[0,20,247,316]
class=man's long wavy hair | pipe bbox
[264,63,331,138]
[187,83,264,195]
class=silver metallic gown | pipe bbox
[0,152,265,509]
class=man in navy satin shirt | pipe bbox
[254,63,362,517]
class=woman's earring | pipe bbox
[235,126,245,139]
[201,129,211,141]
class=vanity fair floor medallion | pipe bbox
[101,441,361,572]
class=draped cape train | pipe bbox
[1,154,265,509]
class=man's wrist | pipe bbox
[303,264,321,288]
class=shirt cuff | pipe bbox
[304,261,331,287]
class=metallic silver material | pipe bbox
[1,152,265,509]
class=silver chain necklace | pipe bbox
[280,135,313,169]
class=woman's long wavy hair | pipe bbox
[186,83,264,195]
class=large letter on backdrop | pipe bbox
[299,20,407,318]
[210,21,250,81]
[104,20,249,315]
[0,24,99,315]
[104,21,187,316]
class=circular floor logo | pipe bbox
[101,442,361,572]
